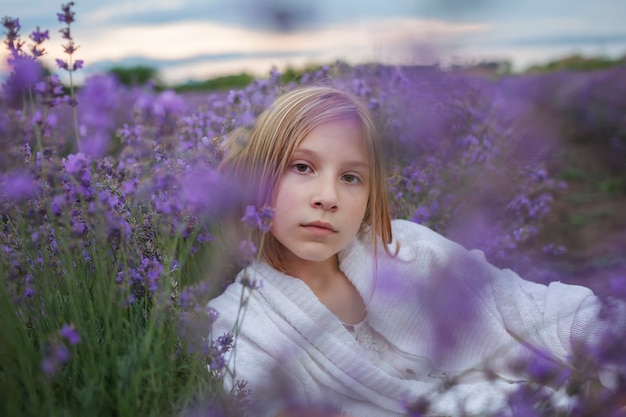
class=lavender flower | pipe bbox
[238,239,258,261]
[207,306,220,323]
[241,205,261,228]
[608,276,626,298]
[63,152,90,176]
[59,323,80,345]
[29,27,49,44]
[1,16,24,58]
[28,26,49,58]
[50,194,66,216]
[208,332,233,371]
[53,1,82,149]
[144,258,163,292]
[55,58,69,71]
[81,132,110,158]
[41,343,70,377]
[180,166,238,219]
[3,55,43,106]
[34,73,67,108]
[24,273,34,297]
[57,2,76,25]
[241,204,274,232]
[0,169,38,201]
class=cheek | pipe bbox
[357,189,371,223]
[359,185,371,211]
[270,181,301,224]
[271,184,290,212]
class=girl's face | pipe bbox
[270,118,370,270]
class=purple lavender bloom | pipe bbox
[78,73,118,113]
[34,73,67,108]
[59,323,80,345]
[2,17,21,38]
[24,273,34,297]
[71,220,85,236]
[55,58,69,70]
[241,205,261,228]
[53,343,70,363]
[146,259,163,292]
[41,342,70,377]
[196,233,213,244]
[207,306,220,323]
[30,110,59,137]
[0,169,38,201]
[216,333,233,353]
[411,205,431,224]
[239,239,258,260]
[208,332,233,371]
[82,132,110,158]
[608,276,626,298]
[522,351,571,386]
[259,206,275,232]
[98,190,119,209]
[57,2,76,25]
[1,16,23,57]
[4,55,43,106]
[542,243,567,257]
[153,90,184,117]
[180,166,237,218]
[241,205,274,232]
[50,194,66,216]
[28,26,49,58]
[207,356,226,373]
[19,142,32,159]
[40,358,57,377]
[63,152,90,176]
[29,26,49,44]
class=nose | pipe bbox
[311,176,339,210]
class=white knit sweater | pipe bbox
[208,219,624,416]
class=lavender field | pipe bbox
[1,3,626,416]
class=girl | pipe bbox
[208,86,625,416]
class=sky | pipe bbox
[2,0,626,85]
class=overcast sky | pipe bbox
[2,0,626,84]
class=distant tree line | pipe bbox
[105,63,326,92]
[105,54,626,92]
[524,54,626,74]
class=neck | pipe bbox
[283,255,341,289]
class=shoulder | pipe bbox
[207,281,244,325]
[386,219,472,265]
[207,266,266,328]
[389,218,444,243]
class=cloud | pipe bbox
[83,0,188,24]
[69,17,487,82]
[92,17,485,58]
[2,0,625,84]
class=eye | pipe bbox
[292,163,312,173]
[342,174,361,184]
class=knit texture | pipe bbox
[208,219,624,416]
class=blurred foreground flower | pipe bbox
[0,169,38,201]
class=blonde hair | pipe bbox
[219,85,393,271]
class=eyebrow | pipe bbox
[293,148,370,170]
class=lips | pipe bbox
[302,221,336,232]
[302,221,337,236]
